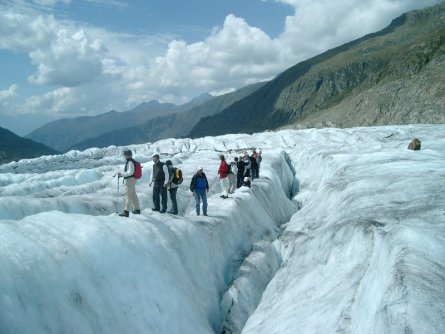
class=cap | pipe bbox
[244,177,251,182]
[152,154,160,159]
[123,149,132,156]
[166,160,172,165]
[197,166,204,171]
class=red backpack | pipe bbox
[133,160,142,179]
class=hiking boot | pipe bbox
[168,210,178,215]
[203,213,208,216]
[152,208,160,212]
[119,210,129,217]
[132,209,141,214]
[221,195,228,199]
[160,210,166,214]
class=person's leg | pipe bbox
[160,186,168,212]
[119,180,130,216]
[237,173,243,188]
[195,190,201,215]
[228,174,235,193]
[126,178,140,213]
[124,181,131,211]
[169,188,178,214]
[220,177,229,197]
[202,190,208,215]
[152,183,160,210]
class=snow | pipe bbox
[0,124,444,334]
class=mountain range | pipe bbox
[20,3,445,153]
[69,82,264,151]
[189,3,445,137]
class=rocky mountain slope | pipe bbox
[189,3,445,138]
[0,127,59,164]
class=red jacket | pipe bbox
[218,160,229,178]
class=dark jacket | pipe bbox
[237,160,244,176]
[190,172,209,192]
[152,161,166,183]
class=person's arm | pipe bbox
[205,175,209,191]
[168,168,175,183]
[162,164,169,186]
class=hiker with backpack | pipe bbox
[190,166,209,216]
[149,154,169,213]
[218,154,230,199]
[228,157,238,194]
[166,160,183,215]
[117,149,141,217]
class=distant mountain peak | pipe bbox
[190,93,213,104]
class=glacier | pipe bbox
[0,124,444,334]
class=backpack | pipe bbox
[133,160,142,179]
[230,162,238,174]
[172,167,183,184]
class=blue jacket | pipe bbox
[190,172,209,192]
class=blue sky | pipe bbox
[0,0,441,135]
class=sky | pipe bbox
[0,124,444,333]
[0,0,443,136]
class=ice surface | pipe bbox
[0,125,444,334]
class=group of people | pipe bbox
[117,149,262,217]
[217,149,262,198]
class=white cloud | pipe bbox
[28,28,106,86]
[0,84,19,101]
[276,0,443,60]
[0,11,57,52]
[23,87,75,114]
[0,0,442,124]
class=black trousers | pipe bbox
[153,182,167,211]
[168,187,178,214]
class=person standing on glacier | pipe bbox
[190,166,209,216]
[218,154,230,199]
[149,154,169,213]
[117,149,141,217]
